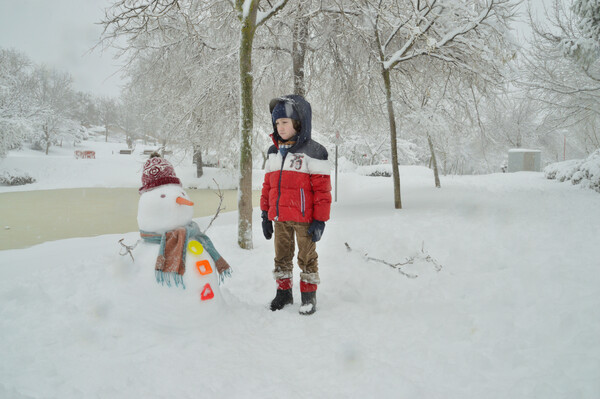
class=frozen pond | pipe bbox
[0,188,260,250]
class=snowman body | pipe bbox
[137,184,222,305]
[183,238,222,305]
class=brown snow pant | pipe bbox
[273,221,320,285]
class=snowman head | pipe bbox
[137,184,194,233]
[137,155,194,233]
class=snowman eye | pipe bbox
[160,194,166,198]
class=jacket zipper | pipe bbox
[300,188,305,217]
[275,152,287,221]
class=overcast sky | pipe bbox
[0,0,124,97]
[0,0,550,99]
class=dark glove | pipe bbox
[261,210,273,240]
[307,220,325,242]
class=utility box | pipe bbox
[507,149,541,172]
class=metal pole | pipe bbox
[335,144,338,202]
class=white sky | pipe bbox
[0,0,124,97]
[0,0,551,99]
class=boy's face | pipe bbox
[276,118,296,141]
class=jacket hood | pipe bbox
[269,95,312,146]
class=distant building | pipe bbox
[507,149,541,172]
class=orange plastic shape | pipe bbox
[187,240,204,255]
[196,260,213,275]
[200,283,214,301]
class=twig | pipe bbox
[202,179,225,234]
[421,241,443,272]
[118,238,139,262]
[345,241,442,278]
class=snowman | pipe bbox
[135,154,231,305]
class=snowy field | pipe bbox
[0,141,259,193]
[1,140,599,398]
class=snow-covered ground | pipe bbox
[0,141,256,193]
[1,140,599,398]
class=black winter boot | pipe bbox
[299,291,317,315]
[270,289,293,311]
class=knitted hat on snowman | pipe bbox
[139,153,181,194]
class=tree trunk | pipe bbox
[44,125,50,155]
[237,8,258,250]
[427,134,441,188]
[261,151,267,170]
[193,145,204,178]
[374,21,402,209]
[292,3,309,97]
[381,68,402,209]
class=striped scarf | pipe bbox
[140,221,232,288]
[278,139,296,158]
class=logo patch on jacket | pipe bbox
[289,154,304,170]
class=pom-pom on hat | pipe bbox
[139,155,181,194]
[271,100,300,124]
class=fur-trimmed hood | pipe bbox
[269,95,312,146]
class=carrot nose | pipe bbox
[176,197,194,206]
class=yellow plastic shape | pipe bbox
[196,260,213,276]
[187,240,204,255]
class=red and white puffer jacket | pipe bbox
[260,95,332,223]
[261,138,332,223]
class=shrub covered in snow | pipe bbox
[0,170,36,186]
[356,164,392,177]
[544,149,600,192]
[544,159,582,182]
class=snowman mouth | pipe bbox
[176,197,194,206]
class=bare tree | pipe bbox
[0,49,35,157]
[234,0,290,249]
[98,97,117,142]
[342,0,517,208]
[101,0,291,249]
[521,0,600,155]
[30,66,75,154]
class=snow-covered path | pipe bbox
[1,169,599,398]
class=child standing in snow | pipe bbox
[260,95,332,315]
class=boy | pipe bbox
[260,95,332,315]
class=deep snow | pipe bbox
[1,139,599,398]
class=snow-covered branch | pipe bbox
[256,0,289,26]
[383,7,438,70]
[384,1,498,71]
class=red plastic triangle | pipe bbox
[200,283,214,301]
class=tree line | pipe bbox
[0,48,123,156]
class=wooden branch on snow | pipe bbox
[345,241,442,278]
[202,179,225,234]
[118,238,139,262]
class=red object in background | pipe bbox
[75,151,95,159]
